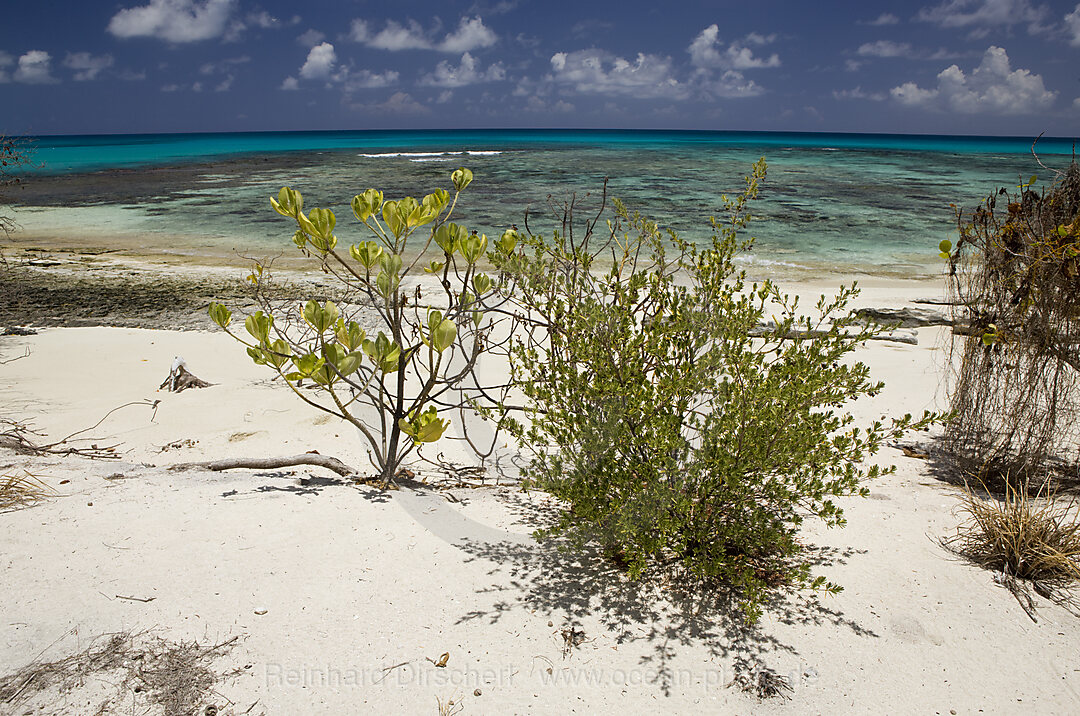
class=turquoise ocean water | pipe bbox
[11,129,1080,279]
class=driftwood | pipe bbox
[160,357,211,393]
[160,365,211,393]
[749,324,919,345]
[170,453,357,477]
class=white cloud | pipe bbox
[704,69,765,98]
[688,25,779,70]
[108,0,237,43]
[916,0,1049,32]
[362,19,431,50]
[344,69,399,91]
[281,76,299,90]
[1066,4,1080,46]
[299,42,336,79]
[297,29,325,48]
[863,13,900,25]
[744,32,777,45]
[14,50,58,84]
[857,42,961,61]
[439,16,498,52]
[349,15,497,52]
[63,52,114,80]
[857,40,914,58]
[833,86,886,100]
[421,52,505,87]
[246,11,280,29]
[223,9,296,41]
[890,45,1056,114]
[549,49,687,99]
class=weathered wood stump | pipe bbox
[159,357,211,392]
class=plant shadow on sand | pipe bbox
[438,488,877,698]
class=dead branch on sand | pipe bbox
[170,452,357,477]
[0,400,160,459]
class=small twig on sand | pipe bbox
[115,594,156,603]
[0,346,30,365]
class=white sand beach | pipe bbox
[3,267,1079,715]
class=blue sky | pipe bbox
[2,0,1079,136]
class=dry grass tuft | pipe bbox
[945,478,1080,618]
[0,629,243,716]
[0,470,52,511]
[727,661,793,701]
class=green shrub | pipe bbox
[210,168,520,485]
[498,159,940,619]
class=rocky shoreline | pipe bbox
[0,247,346,332]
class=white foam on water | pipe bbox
[358,150,504,158]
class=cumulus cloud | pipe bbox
[890,45,1056,114]
[349,15,497,52]
[688,25,780,70]
[549,49,687,99]
[916,0,1049,33]
[286,41,399,91]
[13,50,58,84]
[1066,4,1080,46]
[63,52,114,80]
[108,0,237,43]
[299,42,336,79]
[421,52,505,87]
[439,16,498,52]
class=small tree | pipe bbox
[942,159,1080,482]
[496,159,940,619]
[210,168,520,485]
